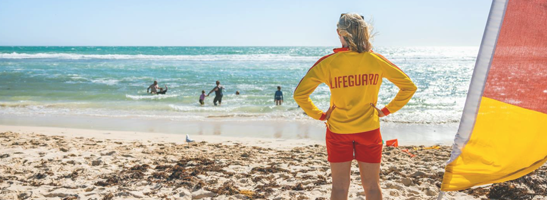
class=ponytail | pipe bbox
[337,13,373,53]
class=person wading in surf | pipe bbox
[147,80,159,94]
[147,81,168,94]
[275,86,284,105]
[207,80,225,106]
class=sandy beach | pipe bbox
[0,125,545,200]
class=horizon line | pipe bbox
[0,45,480,48]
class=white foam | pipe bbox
[125,94,178,100]
[68,74,88,81]
[91,78,119,85]
[0,52,318,61]
[168,104,233,112]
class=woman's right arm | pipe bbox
[373,53,417,116]
[207,87,215,96]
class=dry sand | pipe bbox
[0,125,545,199]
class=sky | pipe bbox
[0,0,493,46]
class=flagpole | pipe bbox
[437,191,445,200]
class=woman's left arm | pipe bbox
[294,61,328,120]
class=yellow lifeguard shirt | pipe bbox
[294,48,417,134]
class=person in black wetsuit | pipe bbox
[275,86,283,105]
[157,85,168,94]
[207,80,224,106]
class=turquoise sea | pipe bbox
[0,46,478,142]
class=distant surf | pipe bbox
[0,46,478,125]
[0,52,318,61]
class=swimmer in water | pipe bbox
[147,81,159,94]
[157,85,168,94]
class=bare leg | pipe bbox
[330,161,352,200]
[357,161,382,200]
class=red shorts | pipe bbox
[326,128,383,163]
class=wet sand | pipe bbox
[0,125,545,199]
[0,114,458,145]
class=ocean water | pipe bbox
[0,46,478,141]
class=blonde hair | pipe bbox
[337,13,373,53]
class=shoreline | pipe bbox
[0,125,321,151]
[0,114,459,146]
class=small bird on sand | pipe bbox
[186,134,195,143]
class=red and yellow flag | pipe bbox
[441,0,547,191]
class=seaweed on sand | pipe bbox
[251,165,289,174]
